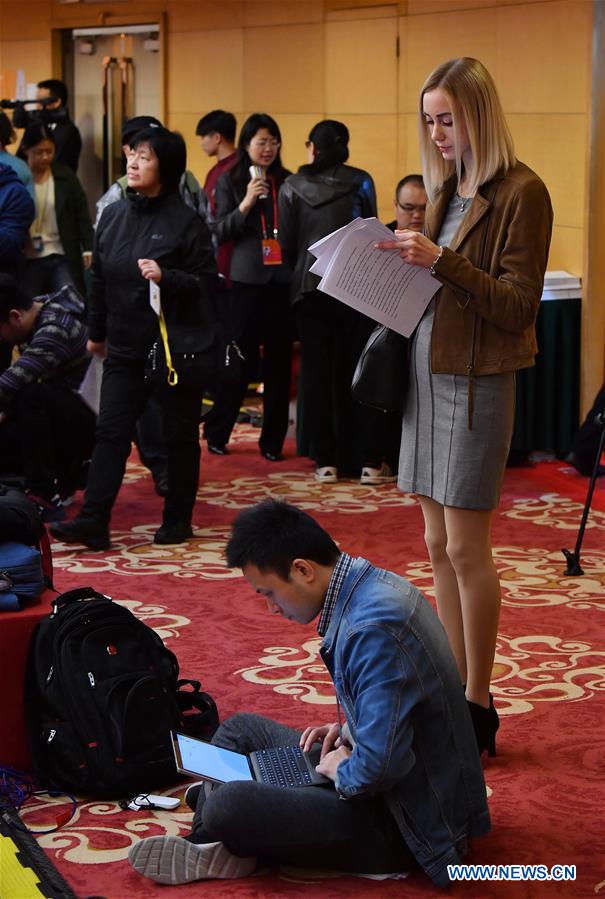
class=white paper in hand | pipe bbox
[149,280,161,317]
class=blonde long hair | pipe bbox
[419,57,515,203]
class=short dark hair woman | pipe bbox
[51,127,219,549]
[376,58,553,755]
[18,123,93,297]
[202,113,293,461]
[279,120,382,482]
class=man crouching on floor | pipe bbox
[128,499,490,888]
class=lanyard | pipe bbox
[259,176,278,240]
[33,176,51,234]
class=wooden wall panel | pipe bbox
[325,17,398,115]
[548,225,584,275]
[168,0,244,32]
[400,7,498,113]
[168,29,244,114]
[243,1,324,27]
[243,24,324,113]
[496,0,591,113]
[507,113,588,230]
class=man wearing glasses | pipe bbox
[387,174,427,233]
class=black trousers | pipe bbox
[190,712,416,875]
[203,280,293,455]
[296,291,390,473]
[23,254,76,297]
[0,382,95,499]
[81,357,203,526]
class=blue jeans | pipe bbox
[190,712,416,875]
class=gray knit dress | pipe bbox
[397,194,515,510]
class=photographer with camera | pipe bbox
[10,79,81,173]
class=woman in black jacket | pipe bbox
[51,128,218,549]
[202,113,292,461]
[279,120,386,482]
[19,124,93,296]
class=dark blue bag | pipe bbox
[0,542,45,611]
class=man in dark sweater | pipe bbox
[0,274,95,519]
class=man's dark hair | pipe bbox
[0,112,16,147]
[0,274,33,322]
[195,110,236,143]
[225,500,340,580]
[37,79,68,107]
[130,127,186,193]
[395,174,425,198]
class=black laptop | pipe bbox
[171,731,331,789]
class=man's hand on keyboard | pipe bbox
[299,722,341,756]
[315,745,352,782]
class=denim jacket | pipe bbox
[320,557,490,887]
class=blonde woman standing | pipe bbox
[378,58,553,755]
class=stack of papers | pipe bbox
[541,270,582,302]
[308,218,440,337]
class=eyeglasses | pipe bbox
[397,202,426,213]
[305,140,312,148]
[251,138,280,149]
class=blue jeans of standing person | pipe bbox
[188,712,415,875]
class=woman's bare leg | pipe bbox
[444,506,500,708]
[418,495,467,684]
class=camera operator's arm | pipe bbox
[11,102,30,130]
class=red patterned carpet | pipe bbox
[22,421,605,899]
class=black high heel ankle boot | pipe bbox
[467,695,499,757]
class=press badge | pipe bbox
[32,234,44,254]
[262,239,282,266]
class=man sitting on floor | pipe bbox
[128,499,490,888]
[0,274,95,519]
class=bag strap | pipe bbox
[153,283,179,388]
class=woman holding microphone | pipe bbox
[377,58,553,754]
[203,114,292,461]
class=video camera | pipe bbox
[0,97,57,110]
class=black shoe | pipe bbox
[207,443,230,456]
[565,451,605,477]
[467,695,499,757]
[154,522,194,545]
[260,450,283,462]
[50,516,110,551]
[152,470,169,497]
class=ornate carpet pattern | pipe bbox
[20,428,604,899]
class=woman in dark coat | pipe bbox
[278,120,383,482]
[202,113,292,461]
[51,128,218,549]
[19,124,92,296]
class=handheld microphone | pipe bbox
[249,164,268,200]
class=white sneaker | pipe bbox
[315,466,338,483]
[128,835,257,884]
[360,464,397,485]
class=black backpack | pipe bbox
[26,587,219,797]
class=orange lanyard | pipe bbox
[259,177,278,240]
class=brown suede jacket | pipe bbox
[427,160,553,377]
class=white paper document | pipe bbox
[149,280,161,317]
[78,354,103,415]
[310,218,440,337]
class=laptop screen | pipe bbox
[172,732,254,783]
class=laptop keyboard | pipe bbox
[254,746,313,787]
